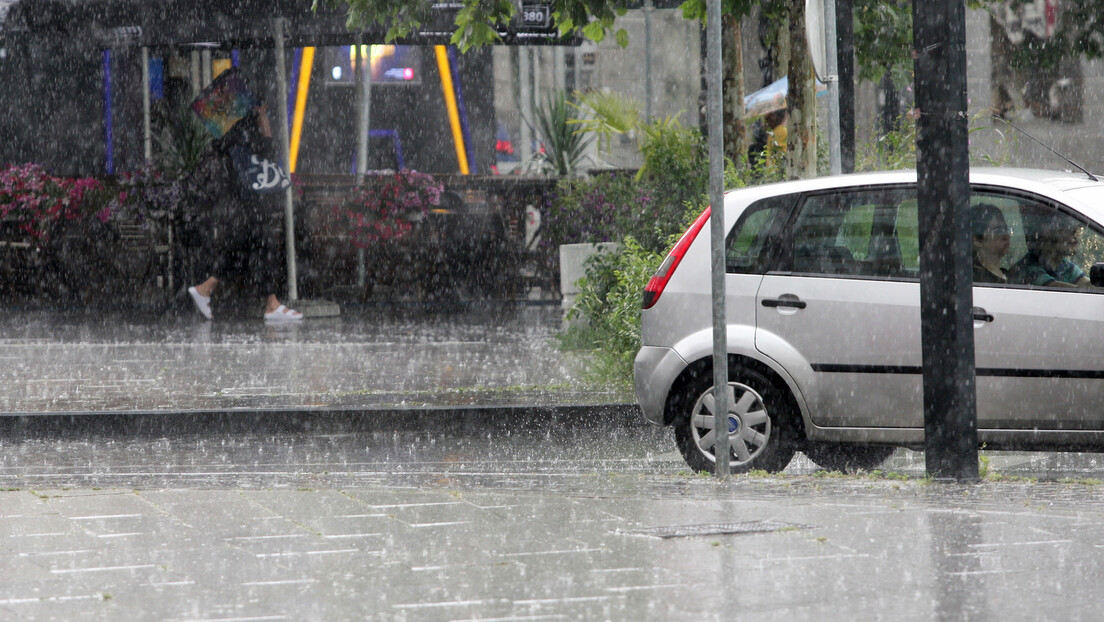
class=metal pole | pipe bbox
[356,39,371,288]
[201,49,212,86]
[912,0,978,481]
[553,46,565,93]
[644,0,653,121]
[273,18,299,302]
[141,46,151,163]
[825,0,841,175]
[356,41,372,175]
[190,50,200,96]
[518,48,533,164]
[836,0,855,173]
[706,0,729,477]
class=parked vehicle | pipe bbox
[634,168,1104,473]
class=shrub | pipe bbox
[635,118,708,252]
[544,115,708,254]
[543,170,647,248]
[100,165,197,224]
[534,91,593,177]
[561,236,667,384]
[562,159,759,385]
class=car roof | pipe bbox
[726,167,1103,197]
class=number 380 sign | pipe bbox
[521,3,552,29]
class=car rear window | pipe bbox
[789,186,919,279]
[725,195,794,274]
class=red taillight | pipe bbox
[642,206,711,310]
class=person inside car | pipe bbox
[1009,216,1091,288]
[972,203,1011,284]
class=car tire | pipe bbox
[672,365,798,474]
[803,443,896,473]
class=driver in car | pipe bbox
[1009,218,1092,288]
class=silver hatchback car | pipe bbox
[634,168,1104,473]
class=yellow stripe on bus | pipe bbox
[434,45,469,175]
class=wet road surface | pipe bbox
[2,415,1104,621]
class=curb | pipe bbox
[0,403,646,438]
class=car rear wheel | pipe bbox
[803,443,896,473]
[673,367,797,474]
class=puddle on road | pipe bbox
[617,520,806,539]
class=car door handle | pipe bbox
[762,297,807,310]
[972,307,994,323]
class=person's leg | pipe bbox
[192,276,219,297]
[264,294,281,314]
[245,206,301,320]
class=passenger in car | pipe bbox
[971,203,1010,284]
[1008,217,1091,288]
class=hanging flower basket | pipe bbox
[335,170,443,248]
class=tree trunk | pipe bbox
[773,12,789,86]
[722,14,748,165]
[786,0,816,179]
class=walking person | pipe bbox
[185,71,302,322]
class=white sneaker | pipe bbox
[187,286,213,320]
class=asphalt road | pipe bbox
[3,415,1104,621]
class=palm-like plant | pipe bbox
[569,90,642,156]
[534,91,594,176]
[154,103,211,178]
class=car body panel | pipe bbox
[755,275,924,428]
[972,285,1104,430]
[634,345,686,425]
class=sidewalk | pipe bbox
[0,303,633,416]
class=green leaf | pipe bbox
[582,20,607,43]
[615,28,629,48]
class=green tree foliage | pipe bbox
[318,0,634,51]
[853,0,913,87]
[677,0,757,21]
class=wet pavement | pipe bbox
[0,303,630,415]
[4,303,1104,620]
[2,415,1104,621]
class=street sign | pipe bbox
[521,3,552,29]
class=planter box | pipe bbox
[559,242,618,321]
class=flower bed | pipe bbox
[333,170,443,247]
[0,163,186,305]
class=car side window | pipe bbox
[790,187,919,278]
[725,195,792,274]
[973,192,1104,289]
